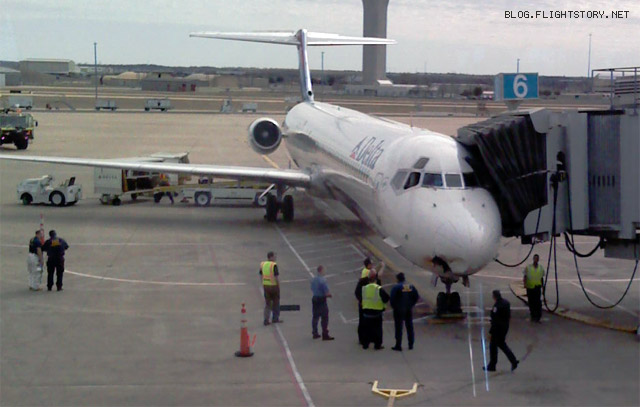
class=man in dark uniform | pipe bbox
[357,271,390,350]
[42,230,69,292]
[484,290,519,372]
[390,272,419,351]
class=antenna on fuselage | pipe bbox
[190,29,396,103]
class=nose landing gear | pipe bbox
[433,257,464,317]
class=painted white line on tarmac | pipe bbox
[568,281,638,318]
[338,311,348,324]
[275,324,316,407]
[476,273,636,283]
[275,225,313,278]
[350,243,366,257]
[65,270,245,286]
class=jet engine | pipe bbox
[248,118,282,155]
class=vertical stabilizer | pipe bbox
[190,29,395,103]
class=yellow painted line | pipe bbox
[261,154,280,169]
[508,282,637,334]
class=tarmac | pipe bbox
[1,109,638,406]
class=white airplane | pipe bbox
[0,30,502,313]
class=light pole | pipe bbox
[517,58,520,73]
[94,42,98,105]
[587,33,592,78]
[321,51,325,100]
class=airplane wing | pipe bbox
[0,155,311,187]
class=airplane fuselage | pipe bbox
[283,101,502,278]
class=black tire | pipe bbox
[194,191,211,207]
[153,192,163,203]
[282,195,294,222]
[145,107,150,111]
[112,197,121,206]
[436,292,446,317]
[26,106,32,110]
[450,292,462,314]
[21,193,33,205]
[265,194,278,222]
[95,107,100,111]
[131,193,138,201]
[49,191,65,207]
[15,137,28,150]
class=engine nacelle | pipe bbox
[248,118,282,155]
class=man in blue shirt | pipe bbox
[310,265,334,340]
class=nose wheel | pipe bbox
[435,273,463,317]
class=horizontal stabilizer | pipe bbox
[190,31,396,46]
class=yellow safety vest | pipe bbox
[361,267,371,279]
[261,261,277,286]
[362,283,384,311]
[525,264,544,289]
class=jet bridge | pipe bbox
[457,73,639,260]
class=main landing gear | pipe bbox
[263,184,294,222]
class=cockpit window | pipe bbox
[462,172,479,188]
[404,172,421,189]
[390,170,408,191]
[413,157,429,169]
[444,173,463,188]
[422,173,443,188]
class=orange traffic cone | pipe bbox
[235,303,255,357]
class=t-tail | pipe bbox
[190,29,395,102]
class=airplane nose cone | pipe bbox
[413,189,501,274]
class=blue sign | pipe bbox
[494,73,538,100]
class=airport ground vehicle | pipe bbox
[0,111,37,150]
[94,153,189,205]
[180,180,274,207]
[3,95,33,110]
[95,100,117,111]
[241,102,257,113]
[17,175,82,206]
[145,98,172,111]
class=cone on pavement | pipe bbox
[235,303,254,357]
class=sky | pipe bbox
[1,0,638,76]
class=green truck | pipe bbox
[0,112,37,150]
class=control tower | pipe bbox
[362,0,390,85]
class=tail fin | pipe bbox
[190,29,395,102]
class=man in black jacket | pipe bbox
[484,290,519,372]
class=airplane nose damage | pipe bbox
[413,189,501,276]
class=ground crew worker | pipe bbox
[524,254,544,322]
[390,272,419,351]
[27,230,44,291]
[260,251,282,325]
[310,265,334,340]
[42,230,69,292]
[359,271,390,350]
[355,262,384,345]
[484,290,519,372]
[361,257,373,279]
[156,173,174,204]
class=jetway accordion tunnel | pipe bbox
[456,107,640,261]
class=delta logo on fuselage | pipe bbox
[349,136,384,170]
